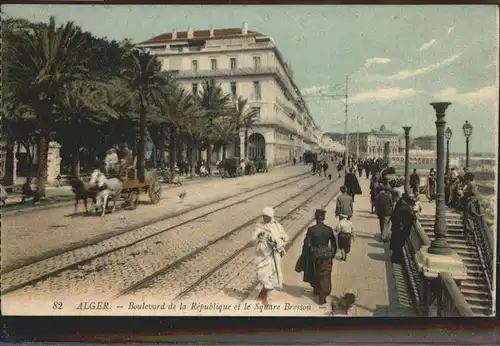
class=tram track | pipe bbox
[114,175,342,302]
[1,171,320,296]
[2,170,311,274]
[175,179,342,303]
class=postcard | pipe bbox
[1,4,497,317]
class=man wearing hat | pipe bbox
[300,209,337,306]
[253,206,289,305]
[375,185,393,242]
[389,193,416,264]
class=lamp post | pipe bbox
[462,120,472,169]
[428,102,453,255]
[402,126,412,193]
[445,127,452,175]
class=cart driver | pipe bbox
[120,146,134,178]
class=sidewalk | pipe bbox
[2,163,298,211]
[244,175,417,316]
[329,177,416,316]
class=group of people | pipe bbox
[252,163,364,307]
[252,206,351,307]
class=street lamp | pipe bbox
[445,127,452,175]
[428,102,453,255]
[462,120,472,169]
[402,126,412,193]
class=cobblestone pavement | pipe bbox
[116,175,342,306]
[2,170,333,314]
[1,165,309,271]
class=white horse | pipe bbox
[89,169,123,217]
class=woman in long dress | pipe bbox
[253,206,289,305]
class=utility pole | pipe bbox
[344,75,349,169]
[301,75,350,169]
[356,115,361,160]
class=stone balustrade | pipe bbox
[402,217,476,317]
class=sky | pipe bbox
[4,5,499,154]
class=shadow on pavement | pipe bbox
[280,284,317,303]
[367,253,386,261]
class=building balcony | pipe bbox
[164,67,300,107]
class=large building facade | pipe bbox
[326,125,400,158]
[137,23,322,166]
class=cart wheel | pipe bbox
[128,191,138,210]
[148,178,162,204]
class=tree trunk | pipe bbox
[36,131,49,197]
[190,143,197,176]
[3,140,15,186]
[72,122,81,179]
[137,102,146,182]
[206,139,213,172]
[244,128,249,158]
[169,125,177,176]
[222,143,227,160]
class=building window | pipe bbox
[230,81,237,98]
[253,81,261,100]
[192,83,198,95]
[211,58,217,70]
[251,107,261,119]
[253,56,261,70]
[230,57,237,70]
[192,60,198,71]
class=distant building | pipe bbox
[326,125,400,157]
[413,136,436,151]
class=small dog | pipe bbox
[330,292,357,316]
[69,178,97,213]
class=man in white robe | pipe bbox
[253,206,289,305]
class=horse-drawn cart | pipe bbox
[119,170,162,209]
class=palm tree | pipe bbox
[156,85,203,175]
[120,49,170,181]
[231,97,260,158]
[56,81,111,178]
[4,16,92,196]
[198,79,232,170]
[213,116,238,160]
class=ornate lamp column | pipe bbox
[414,102,467,317]
[462,120,472,169]
[428,103,452,255]
[445,127,452,175]
[402,126,412,193]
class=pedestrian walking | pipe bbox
[335,186,353,220]
[253,206,289,305]
[343,168,362,202]
[322,161,329,178]
[335,215,353,261]
[369,173,380,214]
[389,194,416,265]
[293,157,296,165]
[357,161,363,178]
[409,169,420,195]
[375,186,393,242]
[296,209,337,306]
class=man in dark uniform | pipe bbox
[344,168,362,202]
[300,209,337,306]
[409,169,421,195]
